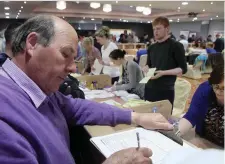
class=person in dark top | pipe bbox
[118,34,128,43]
[169,32,176,40]
[214,34,224,52]
[0,22,22,66]
[207,35,212,42]
[188,34,195,43]
[142,16,187,109]
[179,64,224,148]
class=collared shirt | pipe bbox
[0,58,46,108]
[0,59,131,164]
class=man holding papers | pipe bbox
[0,15,173,164]
[143,17,187,109]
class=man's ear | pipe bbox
[26,32,39,57]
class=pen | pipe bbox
[136,132,140,150]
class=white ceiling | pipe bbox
[0,1,224,23]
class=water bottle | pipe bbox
[152,107,157,113]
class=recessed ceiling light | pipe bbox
[177,18,180,20]
[76,1,79,4]
[18,13,20,15]
[123,20,126,22]
[63,16,65,18]
[120,19,121,21]
[5,13,10,15]
[182,2,188,5]
[19,10,21,12]
[211,2,213,4]
[5,16,9,19]
[4,7,10,10]
[169,19,173,22]
[130,6,133,8]
[21,6,23,9]
[116,1,118,3]
[210,18,213,20]
[127,20,129,22]
[83,17,85,19]
[149,4,151,6]
[24,1,26,4]
[140,21,142,23]
[216,15,218,17]
[91,18,95,20]
[178,7,180,9]
[147,21,151,23]
[203,9,205,12]
[111,20,113,22]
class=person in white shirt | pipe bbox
[179,35,189,52]
[95,26,120,84]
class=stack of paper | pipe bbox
[139,68,156,83]
[84,90,114,100]
[90,128,194,164]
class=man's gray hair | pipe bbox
[11,15,55,56]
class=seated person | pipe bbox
[206,42,216,54]
[0,22,22,66]
[81,37,103,74]
[134,44,147,64]
[178,64,224,148]
[108,49,145,99]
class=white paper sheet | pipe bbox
[101,99,121,106]
[84,90,115,99]
[91,128,194,164]
[91,59,103,75]
[139,68,156,83]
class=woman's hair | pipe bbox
[206,42,214,48]
[208,64,224,85]
[207,53,224,69]
[82,37,94,46]
[109,49,126,60]
[95,26,110,39]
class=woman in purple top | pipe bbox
[179,64,224,148]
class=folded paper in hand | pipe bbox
[92,59,103,75]
[139,68,156,83]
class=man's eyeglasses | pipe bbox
[212,84,224,95]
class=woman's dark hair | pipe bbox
[109,49,126,60]
[208,64,224,85]
[207,53,224,69]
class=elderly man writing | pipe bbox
[0,15,173,164]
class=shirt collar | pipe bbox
[1,59,46,108]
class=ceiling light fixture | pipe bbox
[216,15,218,17]
[5,13,10,15]
[177,18,180,21]
[130,6,133,8]
[103,4,112,13]
[169,19,173,22]
[182,2,188,5]
[21,6,23,8]
[123,20,126,22]
[136,6,145,12]
[19,10,21,12]
[142,7,151,15]
[178,7,180,9]
[203,9,205,12]
[210,18,213,20]
[91,18,95,20]
[83,17,85,19]
[149,4,151,6]
[111,20,113,22]
[140,21,142,23]
[6,16,9,19]
[147,21,151,23]
[76,1,79,4]
[63,16,65,18]
[18,12,20,15]
[90,2,101,9]
[193,17,197,20]
[24,1,26,4]
[56,1,66,10]
[211,2,213,4]
[4,7,10,10]
[116,1,118,3]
